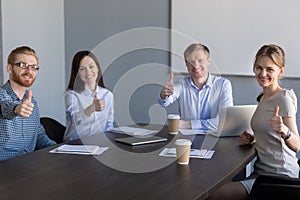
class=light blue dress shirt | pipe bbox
[64,86,114,142]
[0,81,56,161]
[158,74,233,130]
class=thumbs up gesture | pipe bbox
[271,106,286,133]
[14,89,34,118]
[160,70,174,99]
[93,93,105,111]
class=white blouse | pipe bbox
[63,86,114,142]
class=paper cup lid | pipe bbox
[168,114,180,119]
[175,139,192,146]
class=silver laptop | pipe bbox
[209,105,257,137]
[115,136,167,146]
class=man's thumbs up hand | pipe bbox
[168,70,174,83]
[26,89,32,102]
[160,70,174,99]
[14,90,34,118]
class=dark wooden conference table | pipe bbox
[0,124,255,200]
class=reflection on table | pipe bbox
[0,124,255,200]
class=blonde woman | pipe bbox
[209,44,300,200]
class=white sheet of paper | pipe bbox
[49,144,109,155]
[159,148,214,159]
[179,129,215,135]
[109,126,157,136]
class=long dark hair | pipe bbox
[66,50,105,92]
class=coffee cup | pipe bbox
[168,114,180,134]
[175,139,192,165]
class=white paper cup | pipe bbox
[168,114,180,135]
[175,139,192,165]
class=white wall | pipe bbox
[65,0,171,126]
[171,0,300,77]
[1,0,65,124]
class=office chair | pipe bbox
[40,117,66,144]
[249,175,300,200]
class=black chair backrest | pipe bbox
[249,175,300,200]
[40,117,66,144]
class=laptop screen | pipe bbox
[216,105,257,137]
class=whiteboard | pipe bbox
[171,0,300,77]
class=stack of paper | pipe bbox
[108,126,157,136]
[159,148,214,159]
[179,129,215,135]
[49,144,109,155]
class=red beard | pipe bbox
[11,69,36,87]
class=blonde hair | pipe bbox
[183,43,210,60]
[254,44,285,70]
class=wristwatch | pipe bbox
[280,129,291,140]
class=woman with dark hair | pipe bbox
[63,51,114,142]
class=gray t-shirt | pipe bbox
[252,89,299,178]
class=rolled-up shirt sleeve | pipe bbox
[0,88,18,120]
[158,75,233,130]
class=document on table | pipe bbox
[179,129,215,135]
[49,144,109,155]
[108,126,157,136]
[159,148,215,159]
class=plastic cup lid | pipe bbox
[167,114,180,119]
[175,139,192,146]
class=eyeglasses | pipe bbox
[13,62,39,71]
